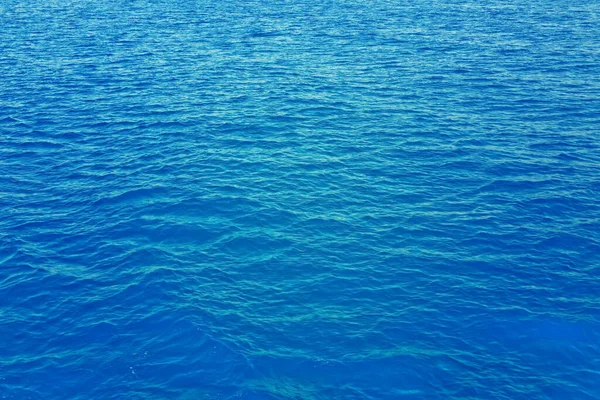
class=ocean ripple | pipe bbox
[1,0,600,399]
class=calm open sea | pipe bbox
[1,0,599,399]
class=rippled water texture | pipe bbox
[1,0,600,399]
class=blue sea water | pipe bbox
[1,0,600,398]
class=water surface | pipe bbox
[1,0,599,399]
